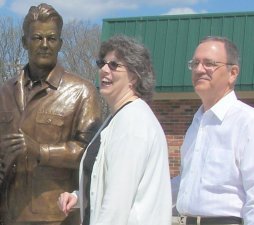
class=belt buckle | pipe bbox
[178,216,187,224]
[179,216,201,225]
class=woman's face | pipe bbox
[98,51,136,107]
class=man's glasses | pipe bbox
[188,59,235,71]
[96,59,126,71]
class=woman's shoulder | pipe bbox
[113,98,161,130]
[116,99,152,118]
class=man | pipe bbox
[174,36,254,225]
[0,3,101,225]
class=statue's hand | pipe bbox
[0,133,25,185]
[0,133,25,154]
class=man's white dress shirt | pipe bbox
[176,91,254,225]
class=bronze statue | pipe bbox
[0,3,101,225]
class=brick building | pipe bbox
[101,11,254,177]
[151,94,254,177]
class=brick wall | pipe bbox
[151,97,254,178]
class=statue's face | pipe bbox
[22,20,62,70]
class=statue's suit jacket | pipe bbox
[0,64,101,223]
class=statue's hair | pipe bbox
[23,3,63,36]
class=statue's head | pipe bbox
[22,3,63,72]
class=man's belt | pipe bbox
[176,216,243,225]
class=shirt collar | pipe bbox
[20,63,64,89]
[45,64,64,89]
[194,91,237,122]
[210,91,237,121]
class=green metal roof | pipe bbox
[101,12,254,92]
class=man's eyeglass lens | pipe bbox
[188,59,233,71]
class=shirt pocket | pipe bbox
[35,113,64,143]
[202,147,237,186]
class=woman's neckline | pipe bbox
[111,96,139,114]
[112,97,139,117]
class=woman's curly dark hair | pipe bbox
[98,35,156,103]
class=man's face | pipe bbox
[22,20,62,70]
[191,40,238,103]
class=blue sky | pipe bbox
[0,0,254,24]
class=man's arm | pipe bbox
[240,122,254,225]
[171,175,181,212]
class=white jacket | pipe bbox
[79,99,172,225]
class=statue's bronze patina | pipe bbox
[0,3,101,225]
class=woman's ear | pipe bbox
[129,75,138,89]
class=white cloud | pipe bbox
[164,7,207,15]
[100,0,205,5]
[10,0,206,21]
[10,0,137,21]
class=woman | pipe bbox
[58,35,172,225]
